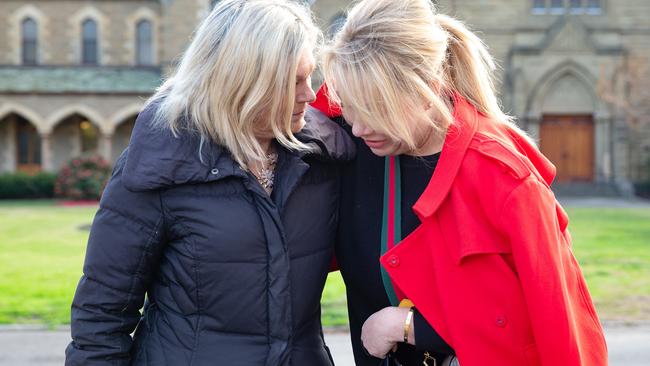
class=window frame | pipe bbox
[81,18,99,65]
[531,0,604,15]
[21,17,38,65]
[586,0,603,14]
[135,19,154,66]
[15,116,42,167]
[549,0,566,14]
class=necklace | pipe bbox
[253,152,278,194]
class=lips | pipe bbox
[292,110,306,117]
[363,139,387,149]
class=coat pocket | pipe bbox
[443,227,511,266]
[435,212,511,265]
[453,238,511,265]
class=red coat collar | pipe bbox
[412,94,479,219]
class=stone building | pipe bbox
[431,0,650,194]
[1,0,649,194]
[0,0,204,174]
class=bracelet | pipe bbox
[403,307,414,343]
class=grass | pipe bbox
[0,200,648,327]
[567,207,650,321]
[321,272,348,327]
[0,200,96,326]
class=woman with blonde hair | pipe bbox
[65,0,353,365]
[312,0,608,365]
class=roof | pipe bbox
[0,65,163,94]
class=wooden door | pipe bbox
[539,115,594,183]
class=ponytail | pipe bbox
[435,14,510,124]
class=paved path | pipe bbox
[1,324,649,365]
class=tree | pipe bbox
[597,56,650,183]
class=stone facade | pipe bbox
[1,0,649,193]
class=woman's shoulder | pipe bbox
[466,131,533,181]
[299,107,356,162]
[120,100,227,192]
[457,124,553,201]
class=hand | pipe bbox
[360,306,410,359]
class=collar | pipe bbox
[122,102,354,192]
[412,93,479,219]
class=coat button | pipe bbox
[388,255,400,267]
[210,168,219,175]
[495,315,507,328]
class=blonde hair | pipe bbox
[147,0,320,169]
[323,0,527,150]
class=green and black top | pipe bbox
[335,119,455,366]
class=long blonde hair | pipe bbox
[147,0,320,168]
[323,0,526,150]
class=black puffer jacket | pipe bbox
[65,105,354,366]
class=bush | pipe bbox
[55,155,111,200]
[0,172,57,199]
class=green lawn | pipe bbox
[0,201,96,326]
[0,200,648,327]
[567,207,650,321]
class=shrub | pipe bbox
[0,172,57,199]
[54,155,111,200]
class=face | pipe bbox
[253,50,316,140]
[341,107,400,156]
[290,50,317,133]
[342,104,431,157]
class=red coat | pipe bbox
[313,88,608,366]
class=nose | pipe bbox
[351,120,372,138]
[297,84,316,104]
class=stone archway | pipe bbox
[50,113,102,170]
[538,73,596,182]
[525,61,612,183]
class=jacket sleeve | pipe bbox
[499,177,605,365]
[65,157,166,366]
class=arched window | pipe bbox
[533,0,603,14]
[136,20,153,65]
[15,115,42,173]
[586,0,602,13]
[549,0,565,13]
[82,19,98,65]
[21,18,38,65]
[570,0,584,13]
[532,0,546,13]
[79,119,99,153]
